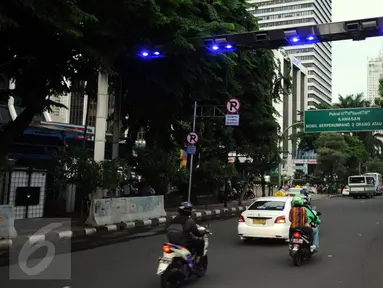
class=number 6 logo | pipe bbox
[18,223,61,276]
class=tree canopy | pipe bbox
[315,133,349,182]
[1,0,290,196]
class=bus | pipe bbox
[364,173,383,196]
[348,175,376,199]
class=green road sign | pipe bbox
[304,107,383,133]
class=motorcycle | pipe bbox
[157,225,212,287]
[289,211,322,266]
[226,188,255,203]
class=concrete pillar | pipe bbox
[287,62,294,176]
[7,80,17,120]
[112,74,122,159]
[82,95,89,126]
[93,71,109,163]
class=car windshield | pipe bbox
[248,200,286,211]
[349,177,365,184]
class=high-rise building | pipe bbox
[367,52,383,104]
[273,49,308,176]
[248,0,332,108]
[50,94,70,123]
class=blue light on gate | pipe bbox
[206,43,237,53]
[138,50,165,59]
[287,35,317,45]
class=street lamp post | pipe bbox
[278,121,303,186]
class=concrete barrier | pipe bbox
[86,196,166,227]
[0,205,17,240]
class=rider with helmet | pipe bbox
[303,202,321,251]
[166,202,205,267]
[289,196,315,252]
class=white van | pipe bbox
[364,173,382,196]
[348,175,376,199]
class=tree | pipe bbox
[0,0,100,161]
[112,0,289,198]
[333,93,370,108]
[379,78,383,98]
[0,0,168,161]
[2,0,290,200]
[133,146,184,196]
[316,133,349,184]
[344,135,368,175]
[291,102,331,153]
[54,147,130,198]
[366,157,383,174]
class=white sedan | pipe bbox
[238,196,292,242]
[342,186,350,196]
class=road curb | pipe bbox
[0,206,247,251]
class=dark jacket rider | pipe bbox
[166,201,205,266]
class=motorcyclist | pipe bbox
[289,197,315,252]
[300,187,309,202]
[303,203,321,251]
[166,201,205,268]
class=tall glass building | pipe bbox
[248,0,332,108]
[367,51,383,104]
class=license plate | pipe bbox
[292,238,303,244]
[253,219,266,225]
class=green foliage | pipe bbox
[333,93,370,108]
[344,135,368,175]
[133,146,185,195]
[316,133,349,183]
[2,0,291,197]
[54,147,102,194]
[53,147,130,194]
[379,78,383,98]
[114,0,289,193]
[366,157,383,174]
[0,0,98,158]
[295,131,318,151]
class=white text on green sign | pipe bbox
[304,108,383,133]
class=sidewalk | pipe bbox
[0,201,253,250]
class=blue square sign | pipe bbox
[187,145,196,154]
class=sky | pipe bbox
[331,0,383,102]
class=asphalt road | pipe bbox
[1,196,383,288]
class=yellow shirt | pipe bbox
[274,190,287,197]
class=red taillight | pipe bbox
[163,245,171,253]
[274,216,286,223]
[239,215,245,222]
[293,232,301,238]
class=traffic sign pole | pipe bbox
[188,101,197,202]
